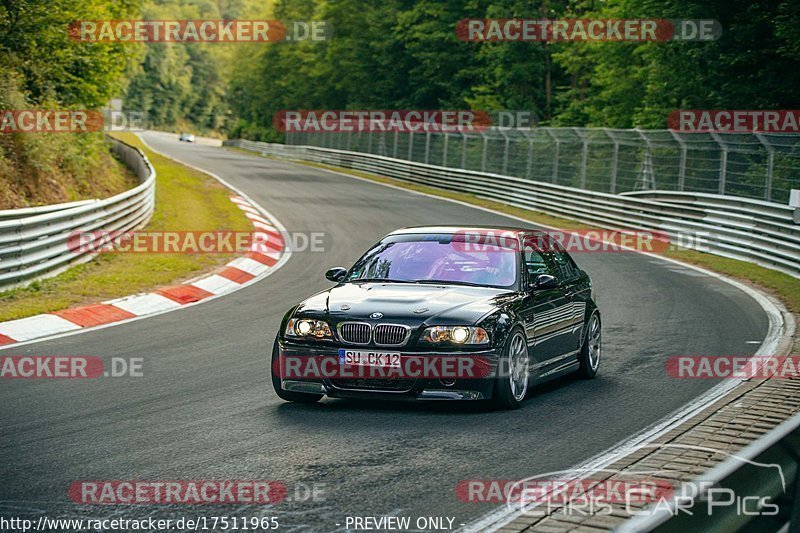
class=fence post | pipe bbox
[442,132,449,167]
[544,129,559,183]
[502,131,510,175]
[574,128,588,189]
[424,131,431,165]
[525,131,534,180]
[605,129,620,193]
[392,130,398,158]
[756,133,775,201]
[636,129,656,190]
[461,134,468,169]
[481,133,488,172]
[669,130,687,191]
[408,131,414,160]
[710,132,727,195]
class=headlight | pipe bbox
[285,318,332,339]
[421,326,489,345]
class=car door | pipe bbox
[519,241,576,373]
[549,246,586,354]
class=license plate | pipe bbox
[338,349,401,368]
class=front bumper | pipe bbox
[276,340,499,401]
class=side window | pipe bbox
[524,247,549,280]
[551,251,579,280]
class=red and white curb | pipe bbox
[0,194,287,348]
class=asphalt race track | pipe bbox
[0,131,769,531]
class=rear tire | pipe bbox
[492,328,529,410]
[271,337,323,403]
[577,313,601,379]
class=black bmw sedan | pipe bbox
[272,226,601,409]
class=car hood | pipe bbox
[295,282,515,326]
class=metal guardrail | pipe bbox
[225,139,800,278]
[617,411,800,532]
[0,137,156,291]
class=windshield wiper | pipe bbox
[409,279,487,287]
[350,278,413,283]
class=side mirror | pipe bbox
[325,267,348,282]
[532,274,558,291]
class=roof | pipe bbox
[389,225,545,237]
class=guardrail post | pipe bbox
[710,132,728,195]
[756,133,775,201]
[481,133,488,172]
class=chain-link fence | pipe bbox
[286,128,800,204]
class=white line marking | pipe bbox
[227,257,271,276]
[0,315,81,342]
[190,274,240,295]
[103,293,181,316]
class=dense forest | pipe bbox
[3,0,800,144]
[225,0,800,140]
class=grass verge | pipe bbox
[229,147,800,321]
[0,133,252,322]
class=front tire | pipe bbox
[492,328,529,410]
[577,313,601,379]
[271,337,323,403]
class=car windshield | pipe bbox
[346,234,518,288]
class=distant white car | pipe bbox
[179,133,196,143]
